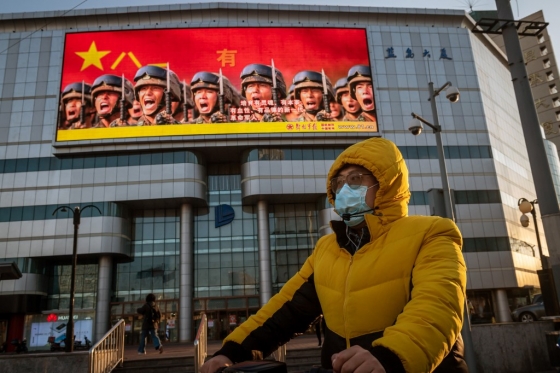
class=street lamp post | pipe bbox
[52,204,101,352]
[518,198,545,268]
[409,81,478,372]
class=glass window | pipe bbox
[4,159,16,173]
[83,157,95,169]
[541,46,549,56]
[550,85,558,94]
[94,156,106,168]
[140,153,151,166]
[162,152,174,164]
[152,153,163,165]
[15,159,27,172]
[459,146,470,159]
[29,158,41,172]
[406,146,418,159]
[479,146,491,158]
[469,146,481,158]
[448,146,460,159]
[60,158,72,170]
[556,111,560,121]
[10,207,23,221]
[72,157,84,169]
[106,156,117,168]
[547,71,555,81]
[544,59,551,69]
[417,146,430,159]
[38,157,51,171]
[117,155,128,167]
[538,34,545,44]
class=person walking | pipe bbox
[137,293,164,355]
[314,315,323,346]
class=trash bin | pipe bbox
[545,331,560,367]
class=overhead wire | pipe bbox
[0,0,88,55]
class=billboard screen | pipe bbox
[56,28,377,142]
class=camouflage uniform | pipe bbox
[58,82,93,129]
[190,71,243,124]
[347,65,376,123]
[291,70,335,122]
[240,63,287,122]
[334,77,362,122]
[89,74,135,128]
[133,65,181,125]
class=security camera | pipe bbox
[408,118,424,136]
[445,86,460,103]
[520,214,530,227]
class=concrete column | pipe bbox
[180,203,194,342]
[257,200,272,305]
[492,289,512,323]
[94,255,113,342]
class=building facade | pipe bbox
[0,3,551,349]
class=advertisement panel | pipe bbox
[57,28,377,142]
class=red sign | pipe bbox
[229,314,237,325]
[47,313,58,322]
[61,28,369,89]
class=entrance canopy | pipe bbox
[0,262,22,280]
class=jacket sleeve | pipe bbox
[214,250,323,363]
[371,218,466,373]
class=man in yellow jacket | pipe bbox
[201,138,468,373]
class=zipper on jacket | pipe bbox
[343,254,353,349]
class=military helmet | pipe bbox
[133,65,181,102]
[240,64,287,99]
[334,77,350,104]
[91,74,135,107]
[180,82,195,109]
[292,70,335,101]
[191,71,243,106]
[61,82,92,105]
[347,65,372,100]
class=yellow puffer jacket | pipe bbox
[216,138,467,373]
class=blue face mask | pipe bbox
[334,183,378,227]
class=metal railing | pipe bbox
[194,313,208,373]
[89,319,125,373]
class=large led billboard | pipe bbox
[56,28,378,142]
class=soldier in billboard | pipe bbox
[91,74,135,128]
[58,82,94,129]
[128,100,143,125]
[239,63,287,122]
[292,70,335,122]
[190,71,242,124]
[334,77,362,121]
[133,65,181,125]
[177,82,194,123]
[284,84,300,122]
[347,65,377,125]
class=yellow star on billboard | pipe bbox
[75,41,110,71]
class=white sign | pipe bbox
[208,320,214,328]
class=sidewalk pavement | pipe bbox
[126,333,322,362]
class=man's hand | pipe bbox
[331,345,386,373]
[200,355,233,373]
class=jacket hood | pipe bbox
[327,138,410,223]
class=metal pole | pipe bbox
[531,201,545,265]
[428,82,476,372]
[66,206,80,352]
[495,0,560,296]
[429,82,455,221]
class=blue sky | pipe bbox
[2,0,559,53]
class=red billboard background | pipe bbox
[61,27,370,91]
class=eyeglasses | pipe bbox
[330,172,373,194]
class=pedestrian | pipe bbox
[201,137,467,373]
[314,315,323,346]
[137,293,164,355]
